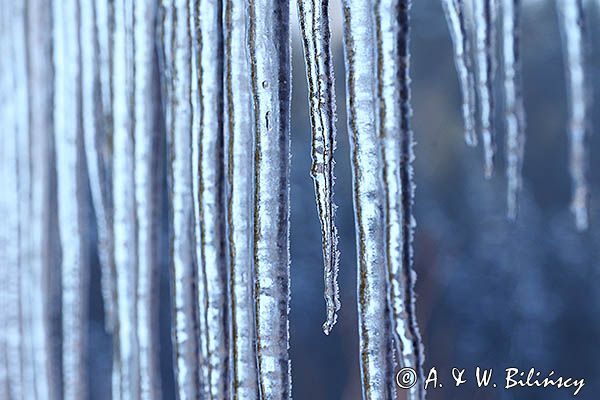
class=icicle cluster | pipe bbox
[3,0,598,398]
[441,0,591,227]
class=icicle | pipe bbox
[85,0,118,335]
[556,0,589,231]
[376,1,425,399]
[189,8,211,399]
[27,0,57,397]
[441,0,478,146]
[112,0,140,398]
[134,1,163,399]
[297,0,341,335]
[473,0,497,177]
[341,0,397,398]
[502,0,526,220]
[224,0,260,397]
[164,0,202,398]
[194,0,231,397]
[248,0,292,397]
[53,0,90,397]
[0,6,24,398]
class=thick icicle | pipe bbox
[164,0,202,398]
[194,0,231,398]
[1,6,25,398]
[27,0,57,397]
[53,0,90,397]
[224,0,259,397]
[341,0,397,398]
[502,0,526,220]
[473,0,497,177]
[134,1,163,399]
[112,0,140,398]
[441,0,478,146]
[556,0,589,230]
[86,0,118,335]
[297,0,341,335]
[248,0,292,397]
[376,0,425,399]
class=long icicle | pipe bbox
[12,2,39,399]
[556,0,589,231]
[502,0,526,220]
[112,0,140,398]
[377,0,425,399]
[27,0,57,397]
[473,0,497,177]
[53,0,90,397]
[1,4,25,397]
[297,0,341,335]
[86,0,118,335]
[195,0,230,397]
[166,0,202,397]
[134,1,163,398]
[248,0,292,397]
[441,0,478,146]
[189,6,211,398]
[342,0,397,397]
[223,0,260,397]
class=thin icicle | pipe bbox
[502,0,526,220]
[556,0,589,231]
[112,0,140,398]
[342,0,397,398]
[53,0,90,397]
[87,0,118,335]
[194,0,230,397]
[441,0,478,146]
[376,1,425,400]
[134,1,163,399]
[224,0,259,396]
[165,0,202,398]
[248,0,292,397]
[1,6,24,397]
[189,9,211,399]
[473,0,497,177]
[296,0,341,335]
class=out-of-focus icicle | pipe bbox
[297,0,341,336]
[556,0,589,231]
[441,0,478,146]
[376,0,425,399]
[1,5,25,398]
[224,0,259,397]
[164,0,202,398]
[473,0,497,177]
[195,0,230,397]
[502,0,526,220]
[11,2,38,399]
[27,0,57,397]
[248,0,292,397]
[341,0,397,398]
[113,0,140,398]
[134,1,163,399]
[87,0,118,335]
[53,0,90,397]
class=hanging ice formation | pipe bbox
[441,0,478,146]
[2,0,599,399]
[502,0,526,220]
[557,0,590,231]
[297,0,341,335]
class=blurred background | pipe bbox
[84,0,600,399]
